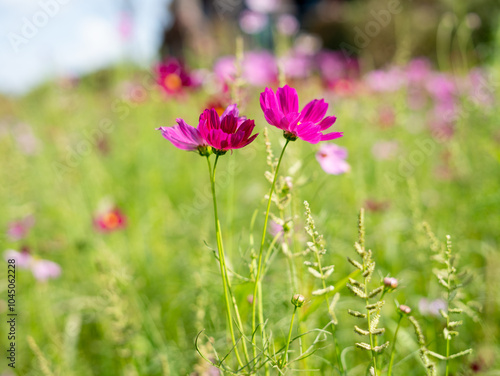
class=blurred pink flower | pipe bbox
[279,51,313,79]
[425,73,457,102]
[94,208,127,233]
[365,67,405,92]
[276,14,299,35]
[7,215,35,241]
[406,58,432,84]
[4,249,32,269]
[246,0,281,13]
[239,10,268,34]
[4,249,61,282]
[214,51,278,87]
[268,220,284,240]
[155,58,196,94]
[419,298,447,317]
[31,259,61,282]
[260,85,342,143]
[317,50,359,91]
[316,144,350,175]
[377,107,396,128]
[243,51,278,86]
[371,141,399,160]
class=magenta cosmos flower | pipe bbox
[158,104,258,155]
[157,118,209,155]
[260,85,342,143]
[198,105,258,154]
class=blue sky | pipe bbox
[0,0,172,95]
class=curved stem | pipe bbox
[388,315,403,376]
[207,155,244,368]
[251,140,290,358]
[281,306,298,368]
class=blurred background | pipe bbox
[1,0,500,375]
[0,0,498,95]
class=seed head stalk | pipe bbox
[207,155,248,368]
[251,140,290,359]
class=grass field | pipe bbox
[1,42,500,375]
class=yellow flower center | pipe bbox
[103,212,120,229]
[164,73,182,91]
[214,106,225,116]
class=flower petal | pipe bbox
[300,99,328,123]
[318,116,337,130]
[276,85,299,114]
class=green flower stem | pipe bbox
[281,306,298,368]
[388,315,403,376]
[251,140,290,359]
[207,155,245,368]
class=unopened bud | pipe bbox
[383,277,398,289]
[291,294,305,307]
[399,305,411,314]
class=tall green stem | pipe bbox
[207,155,244,368]
[281,306,298,368]
[251,140,290,359]
[387,315,403,376]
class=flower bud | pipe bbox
[383,277,398,289]
[291,294,305,307]
[399,305,411,315]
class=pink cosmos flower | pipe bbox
[316,143,350,175]
[31,259,62,282]
[260,85,342,143]
[157,119,208,154]
[198,104,258,154]
[155,58,195,94]
[7,215,35,241]
[94,208,127,233]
